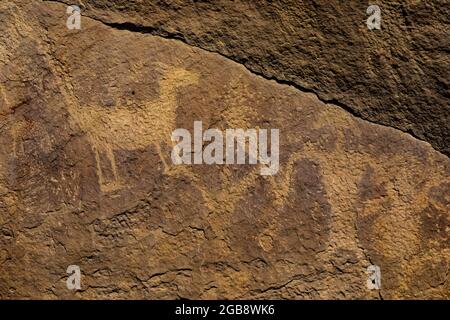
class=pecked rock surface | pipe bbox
[0,0,449,299]
[51,0,450,156]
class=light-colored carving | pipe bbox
[0,85,9,116]
[64,66,199,192]
[11,120,26,158]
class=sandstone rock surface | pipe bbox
[0,1,448,299]
[53,0,450,155]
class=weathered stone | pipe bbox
[0,0,448,299]
[52,0,450,156]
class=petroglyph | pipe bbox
[54,61,199,192]
[11,120,26,158]
[85,66,197,191]
[1,0,448,299]
[0,85,9,116]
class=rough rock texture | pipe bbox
[0,0,449,299]
[52,0,450,156]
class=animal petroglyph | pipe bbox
[64,66,199,192]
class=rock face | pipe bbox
[54,0,450,156]
[0,0,449,299]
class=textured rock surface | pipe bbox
[0,0,449,299]
[52,0,450,156]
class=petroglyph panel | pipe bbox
[0,0,448,299]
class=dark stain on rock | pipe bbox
[357,165,387,201]
[420,182,450,248]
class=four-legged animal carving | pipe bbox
[66,66,199,192]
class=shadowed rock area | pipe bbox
[0,0,448,299]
